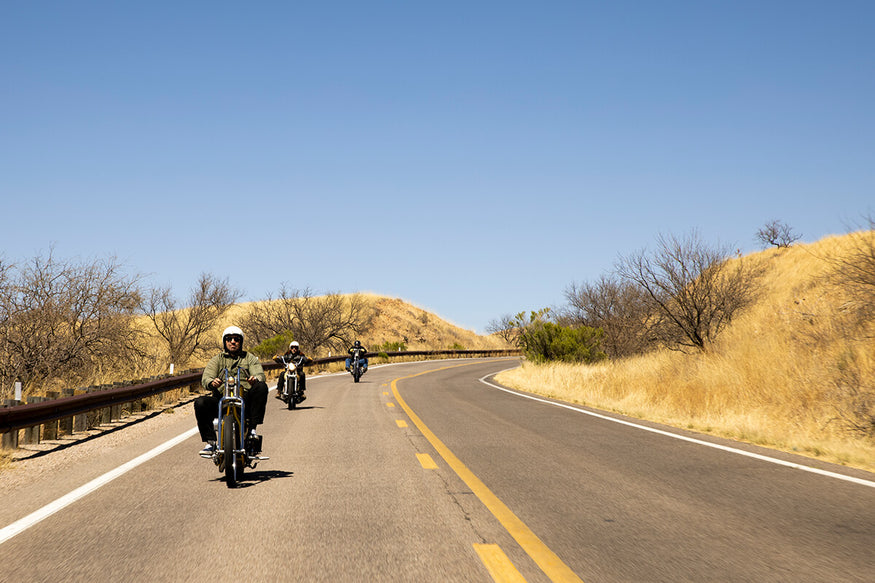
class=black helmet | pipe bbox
[354,340,361,347]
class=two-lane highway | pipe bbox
[1,358,872,582]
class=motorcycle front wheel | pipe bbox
[222,413,241,488]
[288,383,297,410]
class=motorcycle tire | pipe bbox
[353,367,361,383]
[288,380,297,410]
[223,413,241,488]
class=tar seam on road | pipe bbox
[480,368,875,489]
[392,363,585,583]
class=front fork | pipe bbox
[214,396,245,456]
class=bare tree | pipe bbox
[0,250,143,394]
[830,214,875,335]
[246,286,372,355]
[485,313,520,346]
[563,274,653,358]
[756,219,802,248]
[617,231,760,351]
[142,273,242,368]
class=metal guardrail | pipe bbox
[0,349,520,435]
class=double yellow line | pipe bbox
[390,364,584,583]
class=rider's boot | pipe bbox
[245,425,262,454]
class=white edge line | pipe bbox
[0,357,516,545]
[0,427,200,546]
[480,369,875,489]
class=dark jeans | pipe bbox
[345,357,368,370]
[194,380,268,442]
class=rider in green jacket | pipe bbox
[195,325,269,455]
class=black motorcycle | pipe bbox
[278,354,306,409]
[349,348,365,383]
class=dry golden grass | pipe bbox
[211,293,508,355]
[16,293,508,400]
[497,233,875,472]
[133,294,508,373]
[0,449,13,471]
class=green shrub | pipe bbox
[376,340,407,352]
[250,331,295,359]
[449,342,465,350]
[519,321,606,364]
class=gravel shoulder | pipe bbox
[0,397,198,494]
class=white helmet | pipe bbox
[289,341,300,349]
[222,325,244,344]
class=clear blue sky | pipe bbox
[2,1,873,333]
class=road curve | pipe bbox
[1,358,872,582]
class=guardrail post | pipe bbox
[22,396,45,444]
[128,381,143,414]
[189,371,201,395]
[73,388,88,432]
[97,384,112,425]
[2,399,21,449]
[85,386,101,429]
[109,382,123,420]
[42,391,60,440]
[59,389,75,435]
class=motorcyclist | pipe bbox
[195,326,269,456]
[275,341,313,402]
[345,340,368,373]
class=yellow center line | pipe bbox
[474,544,528,583]
[417,453,438,469]
[392,363,584,583]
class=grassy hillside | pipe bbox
[496,232,875,471]
[216,293,508,355]
[127,293,508,377]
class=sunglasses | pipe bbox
[224,335,243,343]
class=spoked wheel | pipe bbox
[222,413,242,488]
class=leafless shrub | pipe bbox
[485,313,520,346]
[828,350,875,437]
[563,274,653,358]
[486,309,553,349]
[0,250,143,396]
[617,230,760,352]
[141,273,242,368]
[246,286,372,355]
[756,219,802,249]
[829,215,875,336]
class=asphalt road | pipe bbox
[1,357,873,582]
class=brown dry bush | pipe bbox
[617,230,761,352]
[245,286,373,356]
[499,233,875,471]
[0,250,144,398]
[141,273,242,369]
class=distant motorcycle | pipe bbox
[349,348,365,383]
[278,354,306,409]
[202,367,268,488]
